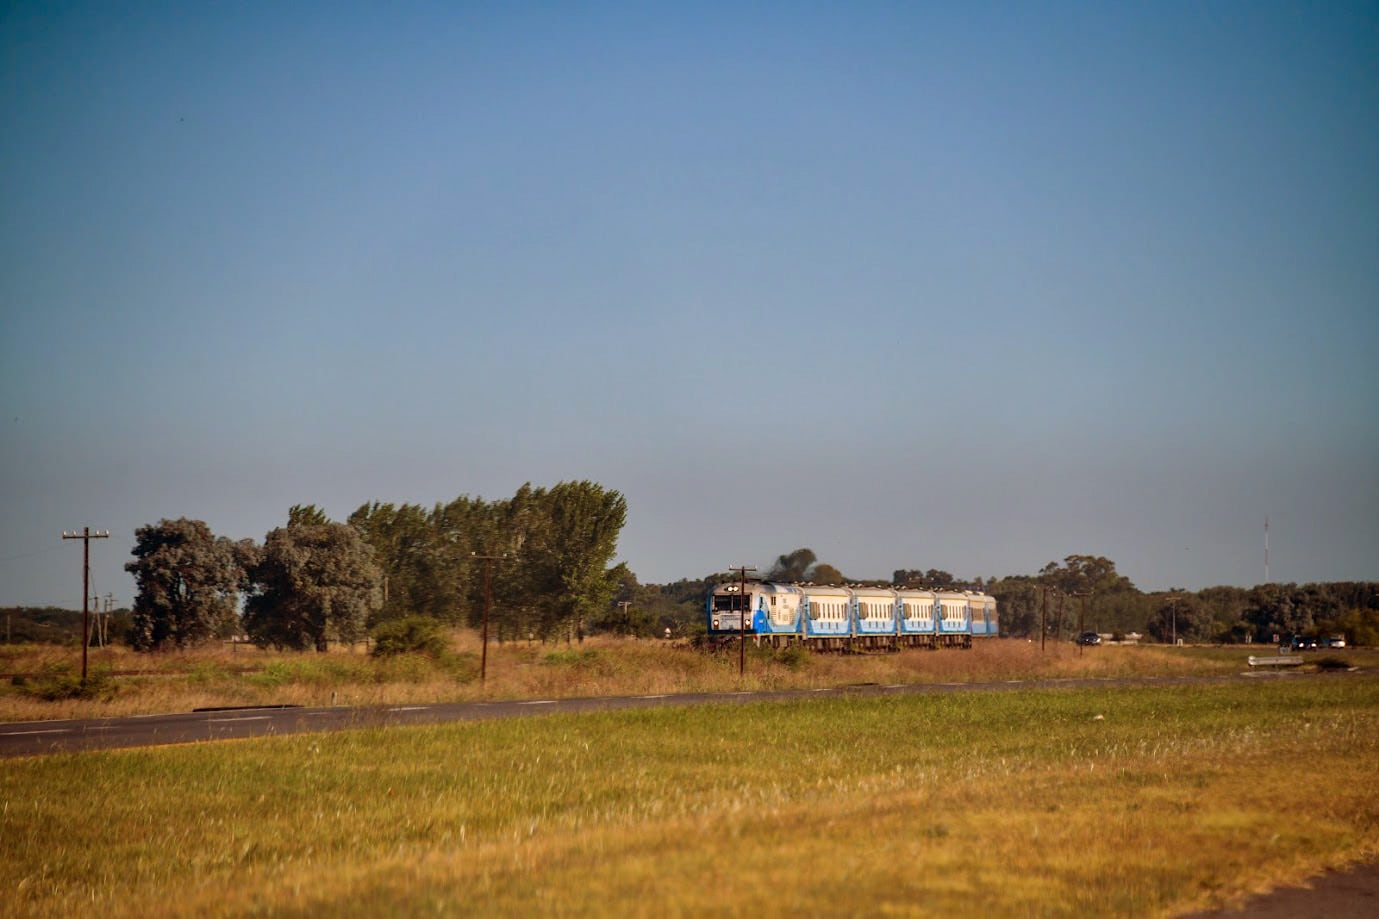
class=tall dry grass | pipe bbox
[3,677,1377,916]
[0,632,1359,723]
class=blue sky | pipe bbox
[2,1,1376,607]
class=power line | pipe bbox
[0,543,68,564]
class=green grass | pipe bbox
[3,675,1378,916]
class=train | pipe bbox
[706,581,999,651]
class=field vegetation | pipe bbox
[2,673,1377,916]
[5,633,1363,722]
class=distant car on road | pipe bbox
[1288,635,1320,651]
[1324,635,1347,649]
[1075,631,1102,646]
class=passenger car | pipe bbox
[1075,631,1102,646]
[706,581,999,650]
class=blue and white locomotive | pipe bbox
[707,581,999,651]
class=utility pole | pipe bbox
[472,553,507,685]
[1076,592,1089,657]
[1040,588,1049,652]
[729,565,756,677]
[103,593,114,648]
[63,527,109,684]
[617,600,632,637]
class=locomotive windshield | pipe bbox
[713,593,749,612]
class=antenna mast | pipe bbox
[1264,516,1270,584]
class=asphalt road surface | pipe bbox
[0,671,1329,758]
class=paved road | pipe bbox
[0,671,1325,758]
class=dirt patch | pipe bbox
[1185,861,1379,918]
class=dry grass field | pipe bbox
[0,633,1311,723]
[2,672,1377,917]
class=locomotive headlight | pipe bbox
[712,619,719,630]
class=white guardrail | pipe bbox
[1248,655,1305,668]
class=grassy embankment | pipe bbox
[3,672,1378,916]
[5,634,1359,722]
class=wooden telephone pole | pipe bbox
[63,527,109,683]
[728,565,756,677]
[472,553,508,684]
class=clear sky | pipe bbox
[2,1,1376,607]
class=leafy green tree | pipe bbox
[765,548,846,584]
[1243,583,1307,641]
[1038,555,1136,596]
[371,616,448,658]
[767,548,817,582]
[350,501,453,622]
[287,503,331,527]
[125,518,248,651]
[631,575,718,639]
[346,483,629,644]
[1324,607,1379,647]
[808,563,845,585]
[244,517,382,652]
[529,481,628,641]
[987,576,1042,638]
[590,565,671,637]
[1146,592,1215,644]
[893,568,956,588]
[482,484,547,641]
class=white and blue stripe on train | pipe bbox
[706,581,999,650]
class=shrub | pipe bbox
[24,663,116,702]
[245,659,368,689]
[442,651,481,684]
[777,643,811,671]
[372,617,448,658]
[542,649,600,667]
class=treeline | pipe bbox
[124,481,628,652]
[33,523,1379,651]
[627,550,1379,647]
[0,606,132,646]
[981,556,1379,645]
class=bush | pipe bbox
[371,617,448,658]
[777,643,811,671]
[23,663,116,702]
